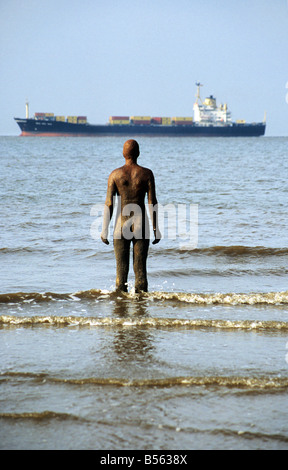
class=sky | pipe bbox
[0,0,288,136]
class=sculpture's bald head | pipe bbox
[123,139,140,162]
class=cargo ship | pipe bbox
[14,83,266,137]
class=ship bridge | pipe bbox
[193,83,232,126]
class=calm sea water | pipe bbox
[0,135,288,450]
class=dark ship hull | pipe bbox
[14,118,266,137]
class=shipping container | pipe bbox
[109,120,130,125]
[172,117,193,125]
[151,117,162,124]
[34,112,54,117]
[161,117,172,125]
[131,121,151,125]
[109,116,130,125]
[34,112,46,120]
[172,117,193,121]
[56,116,65,122]
[109,116,130,121]
[130,116,151,125]
[67,116,78,123]
[77,116,87,124]
[130,116,151,121]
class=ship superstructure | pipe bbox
[193,82,232,125]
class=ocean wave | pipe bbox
[1,408,287,444]
[1,289,288,305]
[1,244,288,258]
[197,245,288,257]
[149,290,288,305]
[1,314,287,331]
[0,291,79,303]
[0,410,82,421]
[151,267,288,278]
[207,428,288,444]
[157,245,288,257]
[1,371,288,391]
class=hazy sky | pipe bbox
[1,0,288,136]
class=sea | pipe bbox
[0,135,288,451]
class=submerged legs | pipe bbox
[113,238,149,293]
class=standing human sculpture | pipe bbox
[101,139,161,292]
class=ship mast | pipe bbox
[195,82,203,104]
[25,100,29,119]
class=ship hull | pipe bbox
[14,118,266,137]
